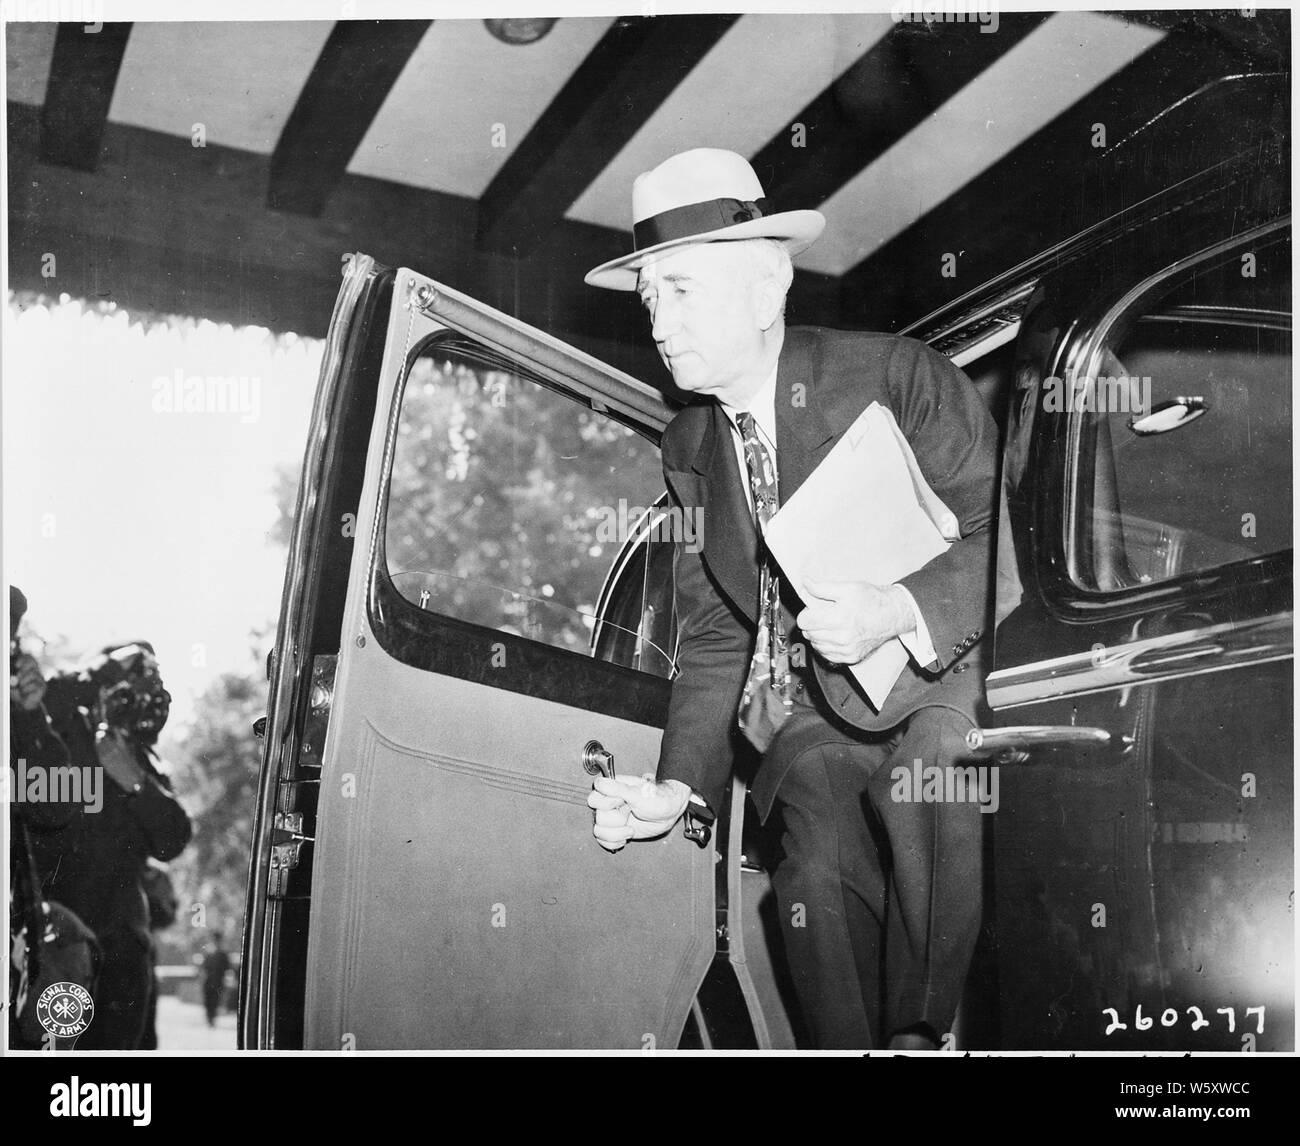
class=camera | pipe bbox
[63,642,171,746]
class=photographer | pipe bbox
[34,641,192,1050]
[8,586,93,1049]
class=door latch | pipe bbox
[582,740,615,779]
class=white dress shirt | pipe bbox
[717,363,938,668]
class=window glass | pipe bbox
[1074,234,1291,591]
[590,524,677,679]
[384,338,671,668]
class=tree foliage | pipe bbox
[162,656,267,962]
[384,348,664,651]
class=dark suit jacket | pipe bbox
[33,687,192,946]
[656,326,999,816]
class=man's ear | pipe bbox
[754,274,787,331]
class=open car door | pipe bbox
[242,258,714,1049]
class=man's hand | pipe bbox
[96,728,148,793]
[587,775,693,853]
[797,579,914,666]
[10,653,47,711]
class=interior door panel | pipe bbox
[304,652,712,1049]
[301,268,715,1049]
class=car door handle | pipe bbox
[964,725,1124,763]
[582,740,615,779]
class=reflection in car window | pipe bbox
[591,509,678,679]
[1073,234,1291,591]
[384,339,671,668]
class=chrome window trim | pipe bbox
[412,276,675,435]
[949,318,1022,368]
[1140,304,1291,331]
[908,280,1036,358]
[985,611,1292,710]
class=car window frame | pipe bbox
[1059,217,1292,610]
[367,327,674,726]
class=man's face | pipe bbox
[636,242,769,404]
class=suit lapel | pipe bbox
[662,330,846,624]
[664,402,760,622]
[774,327,838,504]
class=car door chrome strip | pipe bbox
[411,276,677,433]
[950,319,1021,368]
[986,612,1293,710]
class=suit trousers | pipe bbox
[763,696,984,1050]
[76,928,152,1050]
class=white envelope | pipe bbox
[762,401,958,709]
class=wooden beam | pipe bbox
[11,100,760,381]
[267,19,432,217]
[750,14,1049,214]
[836,30,1253,332]
[39,21,132,171]
[475,14,739,256]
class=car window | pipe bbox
[383,336,671,669]
[1071,230,1291,592]
[591,510,678,679]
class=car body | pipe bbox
[241,74,1291,1050]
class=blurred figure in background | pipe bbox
[33,641,192,1049]
[8,586,97,1049]
[201,930,231,1027]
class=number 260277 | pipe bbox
[1103,1004,1265,1037]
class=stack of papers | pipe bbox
[762,402,959,709]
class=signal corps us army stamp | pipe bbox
[36,982,95,1039]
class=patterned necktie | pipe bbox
[735,411,793,751]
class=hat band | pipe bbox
[632,196,770,252]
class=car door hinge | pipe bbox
[268,811,314,896]
[268,842,301,897]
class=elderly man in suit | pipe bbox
[586,149,997,1050]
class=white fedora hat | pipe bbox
[584,148,825,291]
